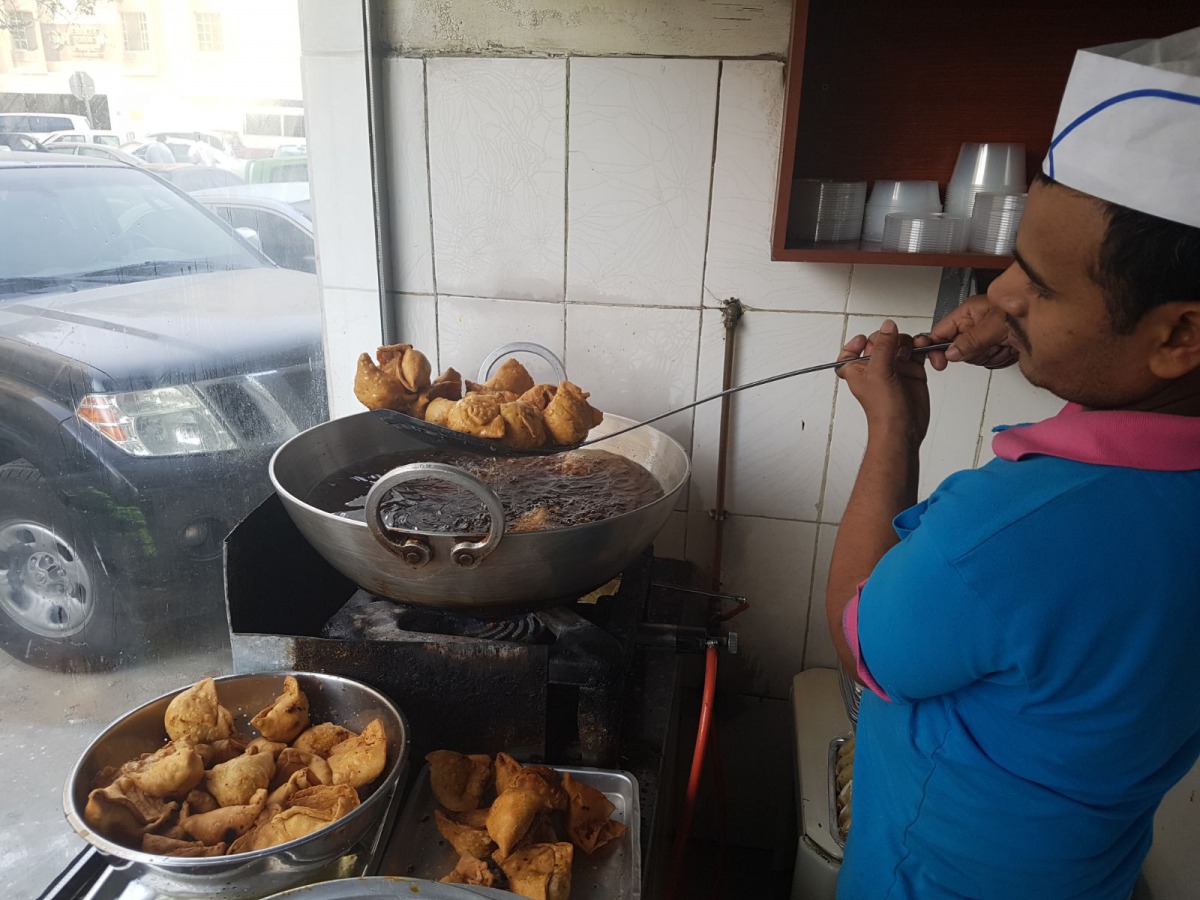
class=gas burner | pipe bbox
[390,603,549,643]
[320,592,551,644]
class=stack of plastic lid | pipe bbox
[945,142,1026,223]
[881,213,969,253]
[862,180,941,243]
[787,179,868,243]
[969,192,1026,254]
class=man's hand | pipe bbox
[837,319,930,442]
[915,294,1016,372]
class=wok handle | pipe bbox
[477,341,568,384]
[363,462,505,568]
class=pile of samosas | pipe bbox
[425,749,627,900]
[354,344,603,450]
[82,677,387,857]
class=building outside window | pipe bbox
[10,12,38,51]
[194,10,222,52]
[121,11,150,52]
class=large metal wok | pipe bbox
[269,409,689,613]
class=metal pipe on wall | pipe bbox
[361,0,398,344]
[709,298,745,593]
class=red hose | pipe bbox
[666,643,719,900]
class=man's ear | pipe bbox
[1147,302,1200,380]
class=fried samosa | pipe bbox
[164,678,235,745]
[500,400,548,449]
[288,784,361,820]
[326,717,387,789]
[563,772,627,854]
[376,343,432,394]
[205,748,276,808]
[507,767,568,813]
[180,788,267,846]
[424,397,456,428]
[518,384,557,411]
[121,741,205,799]
[446,393,506,440]
[141,834,227,857]
[436,809,498,859]
[543,381,603,446]
[494,752,524,795]
[497,842,574,900]
[84,776,177,842]
[468,358,535,396]
[249,675,310,743]
[486,788,545,858]
[426,750,493,812]
[292,722,354,758]
[266,768,319,808]
[183,789,219,815]
[440,853,506,888]
[353,352,412,412]
[274,747,333,787]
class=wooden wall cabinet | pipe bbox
[772,0,1199,268]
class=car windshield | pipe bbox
[0,164,261,292]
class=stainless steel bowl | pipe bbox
[263,876,514,898]
[63,672,410,899]
[269,410,690,613]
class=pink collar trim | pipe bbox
[992,403,1200,471]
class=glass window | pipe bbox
[122,11,151,52]
[209,203,315,273]
[194,11,223,52]
[0,3,325,894]
[284,113,306,138]
[10,12,37,51]
[245,111,282,136]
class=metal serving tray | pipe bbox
[380,764,641,899]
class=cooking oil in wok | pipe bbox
[306,449,665,533]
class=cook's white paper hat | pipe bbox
[1043,26,1200,228]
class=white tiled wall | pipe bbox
[309,55,1069,701]
[567,58,718,307]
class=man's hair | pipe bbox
[1035,171,1200,334]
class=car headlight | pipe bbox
[77,387,238,456]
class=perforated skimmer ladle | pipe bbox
[373,340,951,458]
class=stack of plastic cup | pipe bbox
[862,180,942,243]
[944,143,1026,223]
[881,213,969,253]
[787,179,868,243]
[969,192,1026,254]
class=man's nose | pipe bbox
[987,263,1028,318]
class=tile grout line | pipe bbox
[420,57,442,368]
[798,313,849,666]
[973,369,997,467]
[562,56,571,367]
[812,314,851,524]
[798,521,825,671]
[688,58,724,463]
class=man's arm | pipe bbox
[826,320,929,682]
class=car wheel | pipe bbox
[0,461,123,671]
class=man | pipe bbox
[826,27,1200,899]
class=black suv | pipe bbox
[0,154,327,669]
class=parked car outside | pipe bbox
[46,143,144,166]
[146,163,246,192]
[0,112,89,136]
[147,130,237,156]
[0,133,46,152]
[42,131,123,148]
[245,156,308,184]
[193,183,315,274]
[0,153,327,671]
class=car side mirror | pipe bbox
[234,227,263,253]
